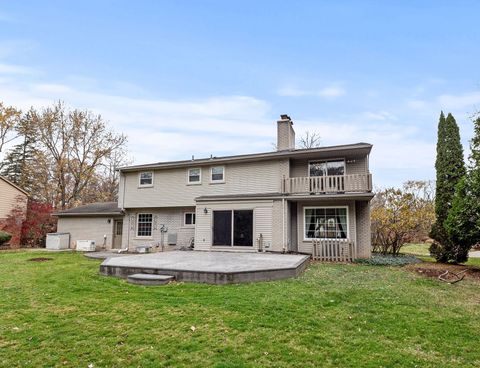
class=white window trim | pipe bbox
[308,158,346,177]
[210,165,226,184]
[187,167,202,185]
[303,206,349,241]
[136,213,153,238]
[138,171,154,188]
[183,212,196,227]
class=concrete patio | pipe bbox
[99,251,310,284]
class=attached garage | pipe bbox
[54,202,124,250]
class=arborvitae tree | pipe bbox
[445,114,480,262]
[429,112,466,262]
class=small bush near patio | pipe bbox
[355,253,422,266]
[1,251,480,367]
[0,230,12,246]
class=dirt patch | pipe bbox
[27,257,53,262]
[406,262,480,282]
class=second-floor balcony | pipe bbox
[282,173,372,195]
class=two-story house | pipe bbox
[56,115,373,259]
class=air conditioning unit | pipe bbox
[76,240,96,252]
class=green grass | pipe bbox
[402,243,480,266]
[1,251,480,367]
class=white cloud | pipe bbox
[0,63,36,75]
[295,118,436,187]
[317,86,345,98]
[0,76,275,164]
[437,91,480,110]
[276,84,345,98]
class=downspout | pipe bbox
[118,170,130,254]
[282,197,286,253]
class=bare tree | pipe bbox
[0,102,21,154]
[28,101,127,209]
[298,131,321,149]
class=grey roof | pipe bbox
[119,143,373,172]
[54,202,123,217]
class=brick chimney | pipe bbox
[277,114,295,151]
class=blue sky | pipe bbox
[0,0,479,187]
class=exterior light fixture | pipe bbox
[204,208,208,214]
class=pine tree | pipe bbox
[445,114,480,262]
[0,137,37,192]
[429,112,466,262]
[0,113,42,196]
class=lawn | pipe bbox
[1,251,480,368]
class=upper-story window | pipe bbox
[188,168,202,184]
[211,166,225,183]
[309,160,345,177]
[139,171,154,187]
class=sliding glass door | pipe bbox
[213,210,253,247]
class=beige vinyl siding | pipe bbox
[296,200,357,254]
[0,179,27,219]
[122,207,195,251]
[121,160,285,208]
[194,200,273,251]
[289,156,368,177]
[57,216,117,250]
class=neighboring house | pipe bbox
[56,115,374,258]
[0,176,28,246]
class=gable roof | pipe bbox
[54,202,123,217]
[119,142,372,172]
[0,176,29,196]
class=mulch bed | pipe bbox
[406,262,480,282]
[27,257,53,262]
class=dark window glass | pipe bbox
[188,168,201,183]
[211,166,224,182]
[233,210,253,246]
[309,160,345,177]
[185,213,195,225]
[213,211,232,246]
[139,172,153,186]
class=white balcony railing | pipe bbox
[312,239,356,262]
[282,174,372,194]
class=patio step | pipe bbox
[127,273,174,286]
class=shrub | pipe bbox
[355,253,421,266]
[0,231,12,246]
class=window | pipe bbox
[188,168,201,184]
[309,160,345,177]
[211,166,225,183]
[184,212,196,226]
[137,214,153,237]
[139,172,153,187]
[304,207,348,239]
